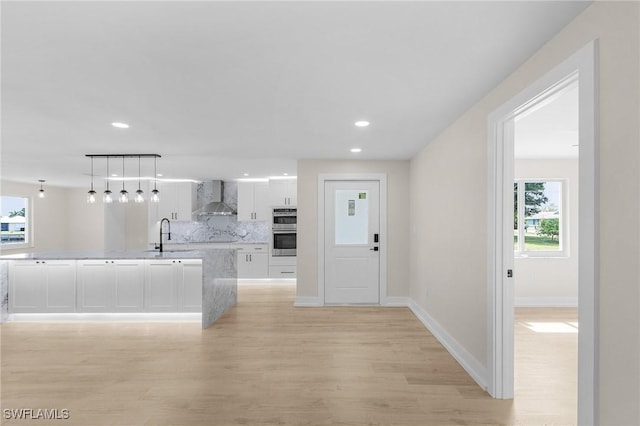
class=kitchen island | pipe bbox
[0,248,237,328]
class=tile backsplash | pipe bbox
[170,215,269,243]
[170,181,269,243]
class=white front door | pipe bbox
[324,180,380,304]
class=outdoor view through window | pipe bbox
[514,181,562,253]
[1,196,28,246]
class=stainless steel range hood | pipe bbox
[193,180,236,216]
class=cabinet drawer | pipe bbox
[236,244,268,253]
[269,265,296,278]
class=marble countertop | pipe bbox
[163,241,269,245]
[0,248,236,261]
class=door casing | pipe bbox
[317,173,388,305]
[487,41,598,425]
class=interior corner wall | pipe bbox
[408,2,639,423]
[64,188,104,251]
[0,180,67,253]
[296,159,410,300]
[514,159,579,306]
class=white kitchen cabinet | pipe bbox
[269,179,297,206]
[269,264,297,279]
[176,259,203,312]
[9,260,76,313]
[150,181,196,222]
[237,244,269,279]
[145,259,202,312]
[77,260,145,312]
[145,259,177,312]
[237,181,270,221]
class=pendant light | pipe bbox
[134,156,144,203]
[103,157,113,203]
[87,156,97,203]
[37,180,45,198]
[150,155,160,203]
[118,156,129,203]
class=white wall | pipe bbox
[514,159,578,306]
[0,180,67,253]
[297,160,410,300]
[65,188,104,250]
[409,2,639,424]
[0,182,125,253]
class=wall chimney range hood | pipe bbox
[193,180,236,216]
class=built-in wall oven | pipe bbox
[272,208,296,257]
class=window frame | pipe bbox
[0,195,33,251]
[513,179,567,258]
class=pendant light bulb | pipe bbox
[104,157,113,203]
[119,156,128,203]
[87,157,97,203]
[134,156,144,203]
[150,156,160,203]
[38,180,45,198]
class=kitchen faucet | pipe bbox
[159,217,171,252]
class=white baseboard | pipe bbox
[408,300,488,391]
[294,296,410,307]
[382,297,410,307]
[293,297,323,307]
[515,297,578,307]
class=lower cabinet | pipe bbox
[8,258,203,314]
[269,264,297,279]
[237,245,269,279]
[76,260,145,312]
[9,260,76,313]
[145,259,202,312]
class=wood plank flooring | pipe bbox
[1,283,577,425]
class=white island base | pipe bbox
[0,249,237,328]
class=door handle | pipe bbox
[370,247,379,251]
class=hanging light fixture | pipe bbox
[103,157,113,203]
[150,155,160,203]
[134,156,144,203]
[118,156,129,203]
[87,157,97,203]
[86,154,160,203]
[37,180,46,198]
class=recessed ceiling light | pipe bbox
[111,122,130,129]
[283,173,289,176]
[111,174,118,177]
[351,148,362,153]
[157,173,163,177]
[354,121,370,127]
[243,173,249,177]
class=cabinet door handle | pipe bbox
[249,254,252,262]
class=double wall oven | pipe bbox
[271,207,296,257]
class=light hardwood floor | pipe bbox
[1,283,577,425]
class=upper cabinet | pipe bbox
[149,181,196,222]
[269,179,297,206]
[237,181,270,221]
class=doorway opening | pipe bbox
[487,41,597,425]
[513,78,580,422]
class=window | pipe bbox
[1,196,30,247]
[514,180,563,255]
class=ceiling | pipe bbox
[515,80,579,160]
[1,1,590,188]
